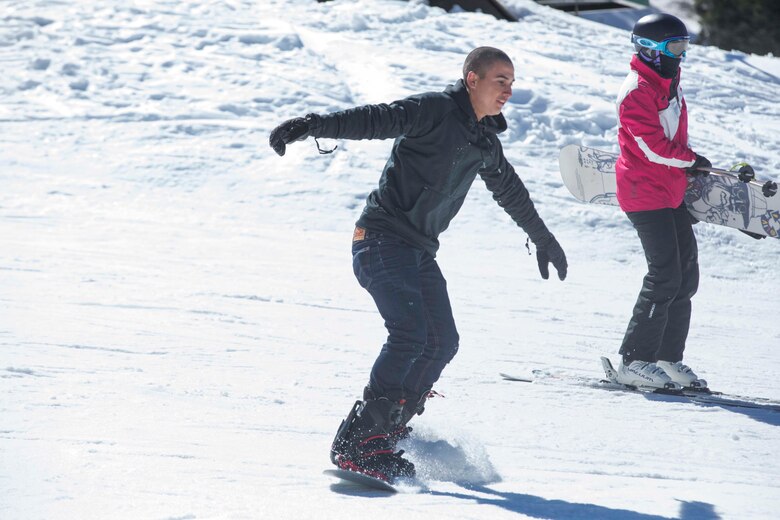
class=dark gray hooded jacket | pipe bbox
[310,79,550,256]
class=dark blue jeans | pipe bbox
[352,230,459,402]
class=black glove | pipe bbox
[739,229,766,240]
[269,115,317,156]
[535,234,567,281]
[686,153,711,176]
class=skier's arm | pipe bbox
[619,87,696,168]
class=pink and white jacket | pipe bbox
[615,55,697,212]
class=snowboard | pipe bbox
[323,468,398,492]
[558,144,780,239]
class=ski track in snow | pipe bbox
[1,1,779,519]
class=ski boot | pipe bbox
[656,360,708,390]
[617,360,682,390]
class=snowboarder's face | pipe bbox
[467,61,514,121]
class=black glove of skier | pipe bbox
[535,234,567,281]
[686,153,711,176]
[269,114,319,156]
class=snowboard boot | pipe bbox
[400,390,430,428]
[362,385,428,444]
[330,397,415,482]
[656,360,707,389]
[617,360,682,390]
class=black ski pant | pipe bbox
[619,204,699,364]
[351,229,459,404]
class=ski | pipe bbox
[500,360,780,413]
[498,372,533,383]
[560,372,778,411]
[598,357,780,411]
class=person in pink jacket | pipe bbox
[614,13,712,390]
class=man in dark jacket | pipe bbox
[269,47,567,482]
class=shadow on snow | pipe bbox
[429,484,720,520]
[637,392,780,427]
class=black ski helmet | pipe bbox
[633,13,688,43]
[632,13,688,57]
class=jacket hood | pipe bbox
[445,79,507,135]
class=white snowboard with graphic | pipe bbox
[558,144,780,238]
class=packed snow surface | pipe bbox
[1,1,778,519]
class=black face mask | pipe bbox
[638,50,681,79]
[658,54,681,79]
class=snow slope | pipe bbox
[1,1,779,519]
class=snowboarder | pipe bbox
[614,13,710,390]
[269,47,567,481]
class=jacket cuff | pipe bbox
[526,220,551,246]
[304,113,322,136]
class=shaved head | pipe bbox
[463,47,513,82]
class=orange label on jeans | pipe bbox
[353,227,366,242]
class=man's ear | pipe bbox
[466,70,478,89]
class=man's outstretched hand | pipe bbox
[269,116,313,156]
[536,234,567,281]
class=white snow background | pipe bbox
[2,1,779,519]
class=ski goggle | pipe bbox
[631,34,690,58]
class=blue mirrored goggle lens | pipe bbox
[632,35,690,58]
[664,39,689,57]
